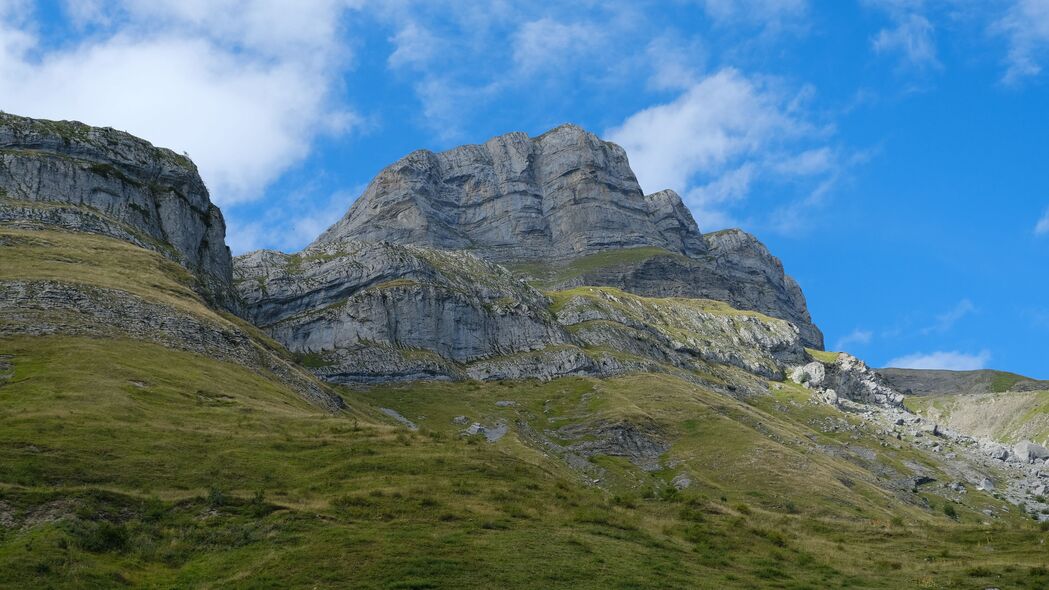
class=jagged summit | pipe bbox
[314,124,706,262]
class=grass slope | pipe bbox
[0,338,1046,587]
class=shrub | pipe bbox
[70,521,129,553]
[943,503,958,519]
[206,487,226,508]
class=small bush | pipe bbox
[734,503,752,515]
[659,486,680,502]
[70,521,129,553]
[943,503,958,519]
[965,566,993,577]
[206,487,226,508]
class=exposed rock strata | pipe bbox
[792,353,905,407]
[315,124,706,262]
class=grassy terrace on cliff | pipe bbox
[508,246,683,288]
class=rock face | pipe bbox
[310,124,822,348]
[315,124,706,262]
[234,241,808,385]
[0,113,234,305]
[234,237,570,384]
[543,230,821,348]
[551,287,807,380]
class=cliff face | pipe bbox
[309,124,822,349]
[0,113,233,306]
[314,124,707,262]
[234,238,572,383]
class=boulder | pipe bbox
[1013,441,1049,464]
[790,362,826,388]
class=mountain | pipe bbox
[235,125,821,385]
[4,113,1049,589]
[0,113,342,410]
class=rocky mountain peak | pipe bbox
[314,124,706,262]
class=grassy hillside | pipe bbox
[0,336,1046,587]
[3,227,1049,588]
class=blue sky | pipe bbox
[2,0,1048,377]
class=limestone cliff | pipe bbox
[311,124,821,348]
[314,124,706,262]
[0,113,234,307]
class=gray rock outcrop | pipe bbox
[1014,441,1049,464]
[545,230,822,348]
[0,113,234,306]
[315,124,706,262]
[234,237,570,383]
[792,352,905,407]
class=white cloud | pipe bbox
[872,12,940,69]
[606,69,804,195]
[605,68,835,233]
[886,350,992,371]
[0,1,359,205]
[995,0,1049,82]
[1036,208,1049,235]
[834,329,873,352]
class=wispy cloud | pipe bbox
[995,0,1049,83]
[1036,207,1049,235]
[872,12,940,70]
[920,298,976,335]
[886,349,992,371]
[834,329,873,352]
